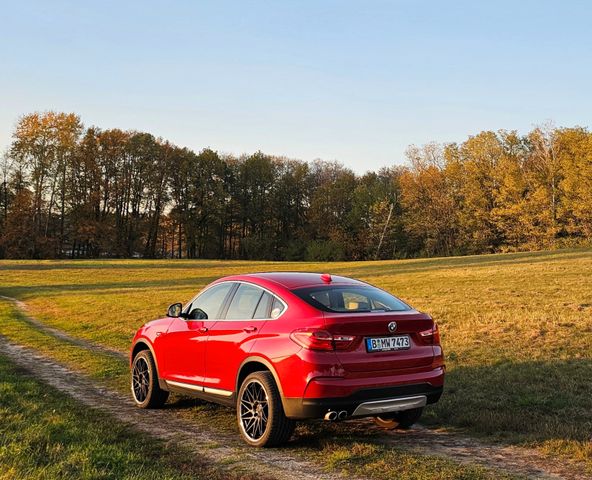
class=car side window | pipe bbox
[253,292,272,319]
[310,291,330,308]
[225,284,264,320]
[270,297,285,319]
[188,283,234,320]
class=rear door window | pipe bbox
[270,297,285,319]
[225,284,265,320]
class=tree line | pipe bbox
[1,112,591,260]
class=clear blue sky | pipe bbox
[1,0,591,173]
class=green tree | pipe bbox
[455,132,504,253]
[307,161,357,260]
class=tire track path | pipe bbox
[0,295,126,359]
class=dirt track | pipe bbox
[0,336,347,480]
[1,296,590,480]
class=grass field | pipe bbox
[0,354,260,480]
[1,249,591,476]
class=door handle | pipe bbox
[243,326,257,333]
[198,327,209,333]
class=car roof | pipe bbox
[228,271,366,290]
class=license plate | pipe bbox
[366,335,410,352]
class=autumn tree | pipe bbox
[400,143,459,256]
[521,125,563,248]
[0,189,37,257]
[556,127,592,240]
[9,112,82,256]
[489,131,532,249]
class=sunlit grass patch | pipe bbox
[0,354,243,480]
[313,440,518,480]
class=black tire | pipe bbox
[131,350,169,408]
[373,407,423,430]
[237,371,295,447]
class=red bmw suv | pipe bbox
[130,272,444,447]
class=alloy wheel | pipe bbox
[132,356,150,403]
[239,379,269,441]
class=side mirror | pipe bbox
[188,308,208,320]
[167,302,183,318]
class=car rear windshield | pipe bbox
[292,285,411,313]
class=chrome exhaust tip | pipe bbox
[337,410,348,420]
[324,410,338,421]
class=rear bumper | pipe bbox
[282,381,443,419]
[352,394,427,416]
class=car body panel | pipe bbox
[130,272,445,421]
[322,310,435,373]
[204,319,269,391]
[158,317,210,384]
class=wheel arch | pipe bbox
[236,356,286,403]
[131,339,160,374]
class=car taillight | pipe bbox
[419,323,440,345]
[290,328,356,351]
